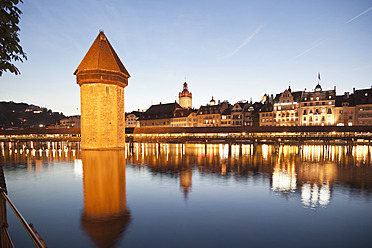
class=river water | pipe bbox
[0,142,371,247]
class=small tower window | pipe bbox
[106,86,109,94]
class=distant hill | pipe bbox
[0,101,65,130]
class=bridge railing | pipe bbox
[0,187,47,248]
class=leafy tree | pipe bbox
[0,0,27,76]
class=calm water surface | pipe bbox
[1,142,372,248]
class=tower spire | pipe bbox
[318,72,321,84]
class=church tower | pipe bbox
[74,31,130,150]
[179,82,192,109]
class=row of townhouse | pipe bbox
[127,98,264,128]
[260,83,372,126]
[125,81,372,128]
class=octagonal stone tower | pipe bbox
[74,31,130,150]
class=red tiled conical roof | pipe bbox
[74,31,130,78]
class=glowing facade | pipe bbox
[300,84,336,126]
[74,31,130,150]
[272,87,300,126]
[179,82,192,109]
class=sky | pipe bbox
[1,0,372,116]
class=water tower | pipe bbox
[74,31,130,150]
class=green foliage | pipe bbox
[0,0,27,76]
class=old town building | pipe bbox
[272,87,301,126]
[197,101,229,127]
[354,88,372,125]
[259,103,274,126]
[221,107,232,127]
[125,111,142,128]
[243,102,262,126]
[299,83,336,126]
[139,102,181,127]
[231,102,246,126]
[171,108,198,127]
[334,92,356,126]
[60,115,81,128]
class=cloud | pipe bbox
[346,6,372,24]
[294,39,323,58]
[224,25,263,58]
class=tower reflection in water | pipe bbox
[81,150,130,248]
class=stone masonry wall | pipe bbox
[81,83,125,149]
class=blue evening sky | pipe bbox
[1,0,372,115]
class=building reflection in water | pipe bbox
[81,150,130,248]
[1,141,372,212]
[126,142,372,209]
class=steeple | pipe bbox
[315,72,322,91]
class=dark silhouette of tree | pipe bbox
[0,0,27,76]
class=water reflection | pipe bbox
[0,141,80,165]
[125,143,372,209]
[1,141,372,211]
[81,150,130,248]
